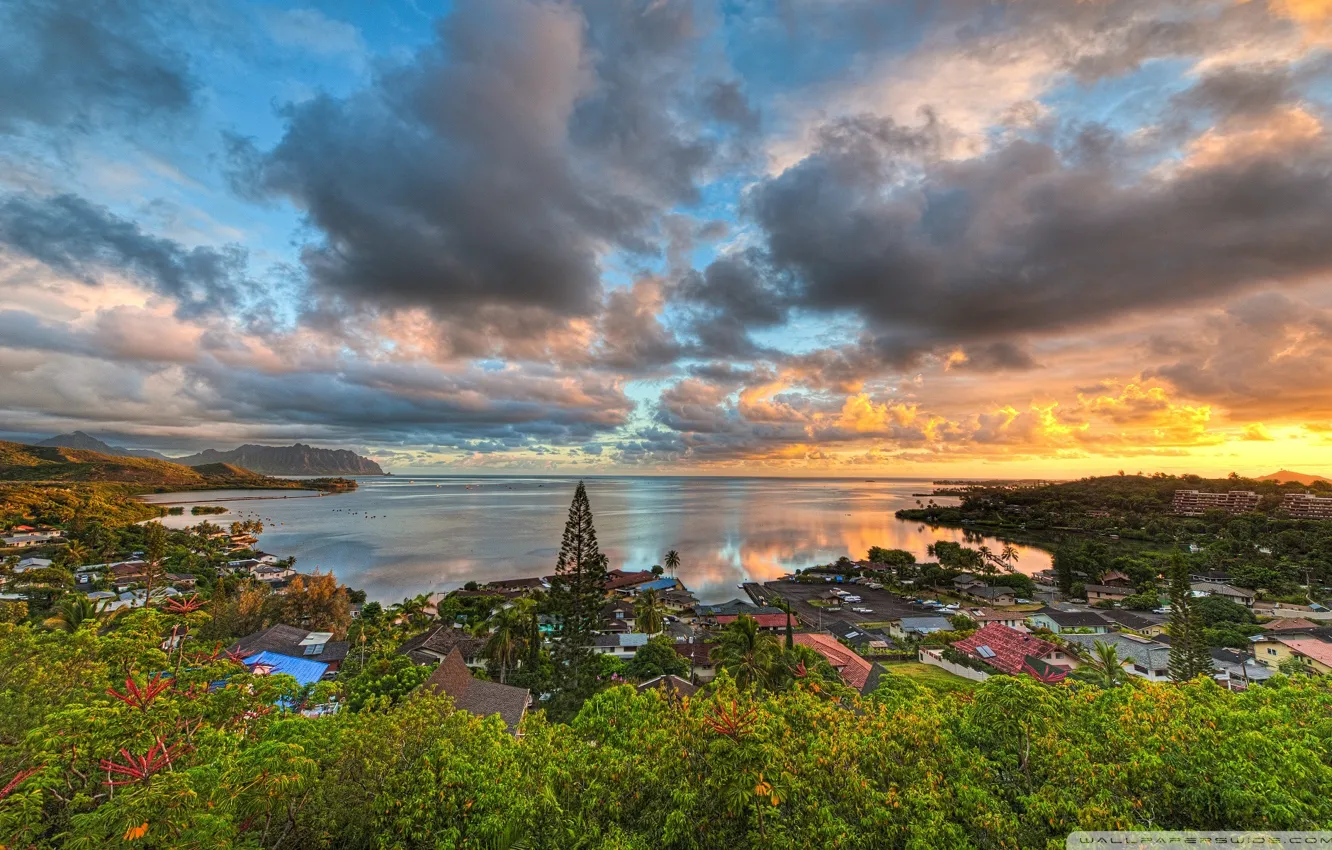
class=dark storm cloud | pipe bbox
[745,108,1332,359]
[234,0,749,325]
[0,194,253,318]
[0,0,193,134]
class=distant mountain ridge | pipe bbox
[37,431,171,461]
[1257,470,1332,486]
[174,444,384,476]
[37,433,385,476]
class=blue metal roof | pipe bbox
[636,578,679,592]
[243,651,329,687]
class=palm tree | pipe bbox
[64,540,89,567]
[635,589,664,635]
[42,596,110,632]
[664,550,681,577]
[1074,640,1128,688]
[484,606,528,684]
[712,614,781,691]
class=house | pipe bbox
[1,531,63,548]
[889,616,954,639]
[422,647,529,733]
[673,642,717,682]
[109,561,148,586]
[712,612,791,631]
[1100,570,1134,588]
[592,632,649,659]
[105,587,181,611]
[1098,610,1168,637]
[1253,636,1332,674]
[1027,607,1109,634]
[952,623,1073,680]
[659,589,699,614]
[637,674,698,699]
[244,651,330,688]
[13,557,53,572]
[396,625,486,668]
[483,576,548,594]
[1190,582,1255,608]
[165,573,197,591]
[1210,648,1274,690]
[792,633,874,692]
[1084,584,1132,604]
[964,608,1027,630]
[952,574,985,593]
[1062,633,1173,681]
[232,624,350,674]
[966,586,1017,606]
[252,563,296,584]
[600,601,636,630]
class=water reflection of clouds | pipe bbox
[140,478,1052,603]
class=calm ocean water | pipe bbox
[142,476,1052,604]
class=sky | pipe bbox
[2,0,1332,477]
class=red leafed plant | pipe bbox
[162,594,205,614]
[1,768,39,801]
[107,674,173,711]
[203,642,248,665]
[99,739,192,786]
[703,699,758,740]
[790,660,808,679]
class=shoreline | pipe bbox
[139,491,323,506]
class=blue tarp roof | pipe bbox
[243,651,329,687]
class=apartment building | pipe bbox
[1281,492,1332,520]
[1171,490,1260,516]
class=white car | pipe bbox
[852,607,874,614]
[843,595,862,603]
[943,604,960,611]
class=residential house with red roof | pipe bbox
[952,623,1073,682]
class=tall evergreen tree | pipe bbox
[548,481,609,697]
[1166,554,1212,681]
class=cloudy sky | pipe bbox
[2,0,1332,476]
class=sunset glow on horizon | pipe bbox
[4,0,1332,478]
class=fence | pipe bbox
[918,647,990,682]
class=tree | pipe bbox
[635,588,664,635]
[772,598,795,650]
[713,615,782,691]
[484,604,530,684]
[625,636,690,681]
[141,521,169,603]
[664,549,681,577]
[650,564,664,577]
[1073,640,1128,688]
[279,572,352,636]
[1166,555,1212,681]
[548,481,610,698]
[41,596,109,632]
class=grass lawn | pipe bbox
[878,662,981,693]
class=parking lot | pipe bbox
[752,579,930,629]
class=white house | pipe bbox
[592,632,649,659]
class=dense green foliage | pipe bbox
[4,611,1332,849]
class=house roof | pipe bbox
[423,648,529,732]
[968,586,1016,600]
[953,573,984,586]
[966,607,1022,622]
[484,576,547,590]
[593,632,649,648]
[792,632,873,691]
[1262,618,1321,632]
[1063,633,1172,673]
[1031,607,1108,628]
[695,599,782,617]
[632,578,680,593]
[1277,638,1332,668]
[243,651,329,687]
[896,616,953,634]
[637,674,698,698]
[396,625,485,663]
[673,642,716,665]
[232,624,349,665]
[1099,610,1162,631]
[953,623,1061,676]
[1210,648,1275,682]
[713,613,790,629]
[1190,581,1255,599]
[602,569,656,590]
